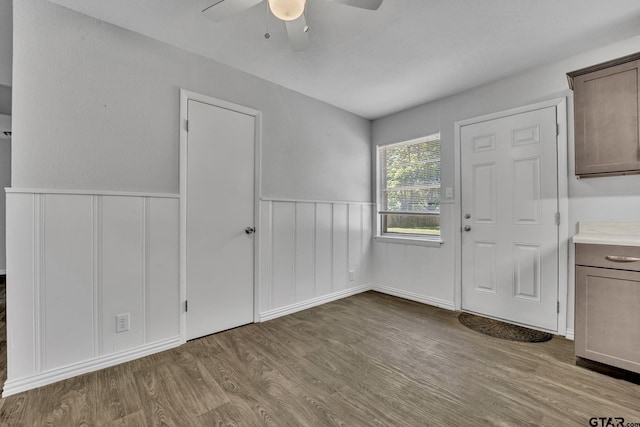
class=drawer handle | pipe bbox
[605,255,640,263]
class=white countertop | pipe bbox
[573,222,640,247]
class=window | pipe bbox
[377,133,441,241]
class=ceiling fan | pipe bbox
[202,0,384,51]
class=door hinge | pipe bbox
[185,119,189,132]
[185,300,188,312]
[556,123,560,136]
[557,301,560,313]
[555,212,560,225]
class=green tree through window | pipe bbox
[378,133,441,237]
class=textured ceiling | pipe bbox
[46,0,640,119]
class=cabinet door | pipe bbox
[575,266,640,374]
[574,60,640,176]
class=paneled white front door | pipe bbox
[185,98,256,340]
[461,106,559,331]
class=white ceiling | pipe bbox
[46,0,640,119]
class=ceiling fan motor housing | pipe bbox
[268,0,306,21]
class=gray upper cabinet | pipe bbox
[568,53,640,177]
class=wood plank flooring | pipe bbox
[1,291,640,426]
[0,275,5,391]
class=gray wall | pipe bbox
[372,33,640,333]
[0,86,10,116]
[0,137,8,273]
[12,0,371,203]
[0,0,11,88]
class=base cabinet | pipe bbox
[575,244,640,375]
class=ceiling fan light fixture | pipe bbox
[268,0,306,21]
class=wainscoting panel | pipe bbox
[271,202,296,309]
[314,203,333,297]
[294,203,315,303]
[259,198,374,319]
[332,203,349,292]
[101,196,145,355]
[4,189,180,397]
[148,198,180,343]
[259,201,273,315]
[362,203,373,285]
[42,194,95,370]
[348,204,363,286]
[5,193,37,380]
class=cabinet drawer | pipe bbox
[575,243,640,271]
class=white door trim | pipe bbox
[179,89,262,343]
[453,96,569,336]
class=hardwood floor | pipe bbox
[1,291,639,426]
[0,275,5,392]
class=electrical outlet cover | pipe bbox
[116,313,130,333]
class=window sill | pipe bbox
[374,235,443,247]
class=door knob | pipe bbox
[245,227,256,235]
[464,225,471,232]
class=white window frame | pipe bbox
[375,133,443,247]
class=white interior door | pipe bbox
[461,106,559,331]
[186,99,255,340]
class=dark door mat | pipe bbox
[459,312,553,343]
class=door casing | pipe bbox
[179,89,262,343]
[454,97,569,336]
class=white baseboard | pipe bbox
[2,336,182,397]
[259,283,458,322]
[260,284,372,322]
[565,328,575,341]
[0,269,5,275]
[371,284,456,311]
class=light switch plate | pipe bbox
[445,187,453,198]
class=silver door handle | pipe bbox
[245,227,256,235]
[605,255,640,263]
[464,225,471,232]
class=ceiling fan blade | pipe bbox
[202,0,263,22]
[327,0,382,10]
[325,0,383,10]
[285,14,310,52]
